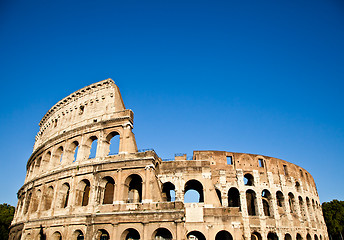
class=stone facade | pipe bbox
[9,79,328,240]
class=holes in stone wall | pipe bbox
[258,159,264,168]
[251,232,262,240]
[162,182,176,202]
[215,230,233,240]
[106,132,120,156]
[43,186,54,210]
[122,228,140,240]
[216,189,222,205]
[244,173,254,186]
[187,231,206,240]
[103,177,115,204]
[88,137,98,159]
[276,191,285,208]
[262,190,272,217]
[184,180,204,203]
[283,165,288,176]
[125,174,142,203]
[226,156,233,165]
[246,189,257,216]
[153,228,173,240]
[288,192,295,213]
[228,187,240,208]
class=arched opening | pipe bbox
[187,231,206,240]
[34,157,42,174]
[44,186,54,210]
[244,173,254,186]
[285,234,292,240]
[246,189,257,216]
[299,196,306,219]
[153,228,173,240]
[262,189,272,217]
[216,189,222,205]
[88,136,98,159]
[306,197,312,218]
[97,229,110,240]
[295,182,301,192]
[106,132,120,155]
[215,230,233,240]
[71,141,79,163]
[288,193,295,213]
[58,183,70,208]
[73,230,84,240]
[54,146,64,164]
[267,232,278,240]
[162,182,176,202]
[122,228,140,240]
[125,174,142,203]
[251,232,262,240]
[297,233,303,240]
[42,151,51,170]
[103,177,115,204]
[228,187,240,208]
[82,180,90,206]
[314,235,319,240]
[276,191,285,208]
[31,189,41,212]
[52,231,62,240]
[23,192,32,214]
[307,234,311,240]
[184,180,204,203]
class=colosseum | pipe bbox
[9,79,328,240]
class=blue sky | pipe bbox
[0,0,343,206]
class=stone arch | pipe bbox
[53,146,64,166]
[41,151,51,170]
[52,231,62,240]
[306,197,312,218]
[73,230,84,240]
[295,181,301,192]
[307,234,312,240]
[276,191,285,208]
[30,189,41,212]
[187,230,206,240]
[288,192,296,213]
[228,187,240,207]
[152,228,173,240]
[215,188,222,205]
[251,232,262,240]
[57,183,70,208]
[244,173,254,186]
[299,196,306,220]
[121,228,141,240]
[215,230,233,240]
[76,179,91,206]
[296,233,303,240]
[105,131,120,156]
[68,141,79,163]
[125,174,143,203]
[86,136,98,159]
[23,191,32,214]
[246,189,257,216]
[285,234,292,240]
[184,179,204,203]
[314,234,319,240]
[162,182,176,202]
[262,189,272,217]
[95,229,110,240]
[43,186,54,210]
[34,157,42,175]
[102,177,115,204]
[267,232,279,240]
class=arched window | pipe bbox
[162,182,176,202]
[314,235,319,240]
[295,181,301,192]
[251,232,262,240]
[184,180,204,203]
[246,189,257,216]
[276,191,284,208]
[228,187,240,208]
[34,157,42,174]
[122,228,140,240]
[23,192,32,214]
[54,146,64,164]
[52,231,62,240]
[187,231,206,240]
[44,186,54,210]
[244,173,254,186]
[307,234,312,240]
[58,183,70,208]
[296,233,303,240]
[215,230,233,240]
[31,189,41,212]
[70,141,79,163]
[285,234,292,240]
[88,136,98,159]
[74,230,84,240]
[82,180,91,206]
[103,177,115,204]
[267,232,278,240]
[125,174,142,203]
[262,190,272,217]
[153,228,173,240]
[216,189,222,205]
[288,193,295,213]
[97,229,110,240]
[299,196,306,220]
[106,132,120,156]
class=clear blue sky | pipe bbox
[1,0,343,206]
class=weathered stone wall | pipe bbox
[9,79,328,240]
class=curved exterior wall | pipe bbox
[9,79,328,240]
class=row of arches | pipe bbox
[26,132,121,180]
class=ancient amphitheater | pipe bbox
[9,79,328,240]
